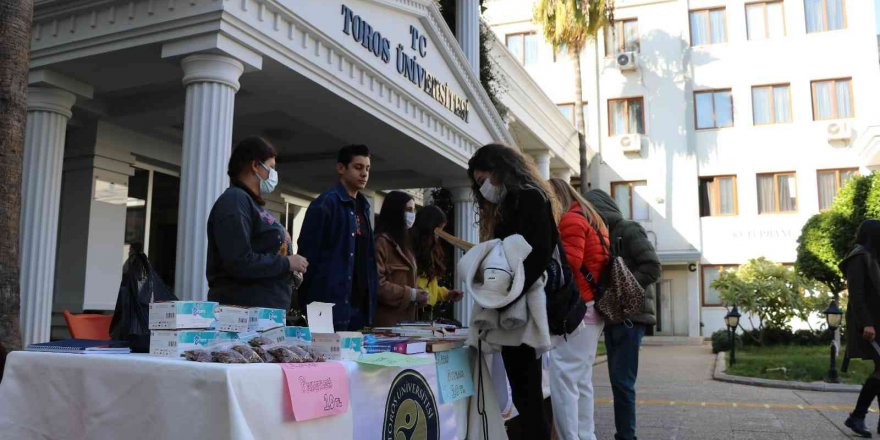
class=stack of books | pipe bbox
[26,339,131,354]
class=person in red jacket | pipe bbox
[547,178,610,440]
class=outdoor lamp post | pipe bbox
[824,299,843,383]
[725,305,741,365]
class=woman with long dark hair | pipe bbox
[467,143,558,440]
[374,191,428,326]
[843,219,880,437]
[206,136,308,309]
[411,206,463,319]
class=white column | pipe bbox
[174,54,244,300]
[532,152,551,180]
[455,0,480,75]
[19,87,76,345]
[551,169,573,182]
[451,186,479,326]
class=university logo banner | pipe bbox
[382,369,440,440]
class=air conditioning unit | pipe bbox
[826,121,853,141]
[618,133,643,154]
[616,52,638,71]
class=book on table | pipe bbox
[25,339,131,354]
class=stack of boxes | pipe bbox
[148,302,288,358]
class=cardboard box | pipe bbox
[259,326,287,345]
[148,301,218,330]
[215,306,286,332]
[311,332,363,361]
[284,326,312,345]
[149,330,237,358]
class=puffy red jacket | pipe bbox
[558,201,610,302]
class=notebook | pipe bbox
[26,339,131,354]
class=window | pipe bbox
[757,172,798,213]
[702,265,738,306]
[605,19,640,56]
[557,103,588,129]
[695,89,734,129]
[699,176,738,216]
[818,168,858,210]
[812,78,853,120]
[752,84,791,124]
[690,8,727,46]
[608,98,645,135]
[611,181,650,221]
[746,1,786,40]
[804,0,846,33]
[506,32,538,65]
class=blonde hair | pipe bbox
[548,178,609,239]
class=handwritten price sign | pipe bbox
[281,362,350,421]
[434,348,474,403]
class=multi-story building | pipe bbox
[485,0,880,337]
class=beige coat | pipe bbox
[374,233,419,327]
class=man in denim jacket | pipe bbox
[297,145,378,331]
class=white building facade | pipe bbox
[485,0,880,337]
[22,0,577,344]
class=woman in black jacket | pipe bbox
[467,144,558,440]
[843,219,880,437]
[206,137,309,309]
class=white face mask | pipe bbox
[258,162,278,195]
[479,178,505,204]
[405,212,416,229]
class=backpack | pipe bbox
[545,236,589,336]
[109,252,178,352]
[580,222,645,325]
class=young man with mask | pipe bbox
[298,145,379,331]
[207,136,309,310]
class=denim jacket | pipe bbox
[297,183,378,327]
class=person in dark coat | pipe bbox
[842,219,880,437]
[468,144,559,440]
[206,137,309,309]
[297,145,379,331]
[585,189,661,440]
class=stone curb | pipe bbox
[712,351,861,393]
[594,355,607,366]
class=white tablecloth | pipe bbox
[0,352,478,440]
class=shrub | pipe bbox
[711,329,742,353]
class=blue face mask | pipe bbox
[257,162,278,195]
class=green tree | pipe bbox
[796,173,877,294]
[533,0,613,194]
[713,258,823,345]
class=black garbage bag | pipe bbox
[109,252,177,352]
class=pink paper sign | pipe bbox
[281,362,350,421]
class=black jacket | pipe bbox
[494,186,557,293]
[206,186,292,309]
[586,189,661,325]
[841,246,880,360]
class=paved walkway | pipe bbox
[590,344,869,439]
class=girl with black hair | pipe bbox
[411,206,464,319]
[844,219,880,437]
[467,143,558,440]
[374,191,428,326]
[206,136,308,309]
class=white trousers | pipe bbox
[548,318,605,440]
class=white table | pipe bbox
[0,352,477,440]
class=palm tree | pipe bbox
[534,0,613,195]
[0,0,34,379]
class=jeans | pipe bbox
[503,344,549,440]
[605,322,646,440]
[549,317,605,440]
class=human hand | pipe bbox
[864,326,876,342]
[415,289,429,305]
[446,290,464,302]
[288,254,308,273]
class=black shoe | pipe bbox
[846,415,872,438]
